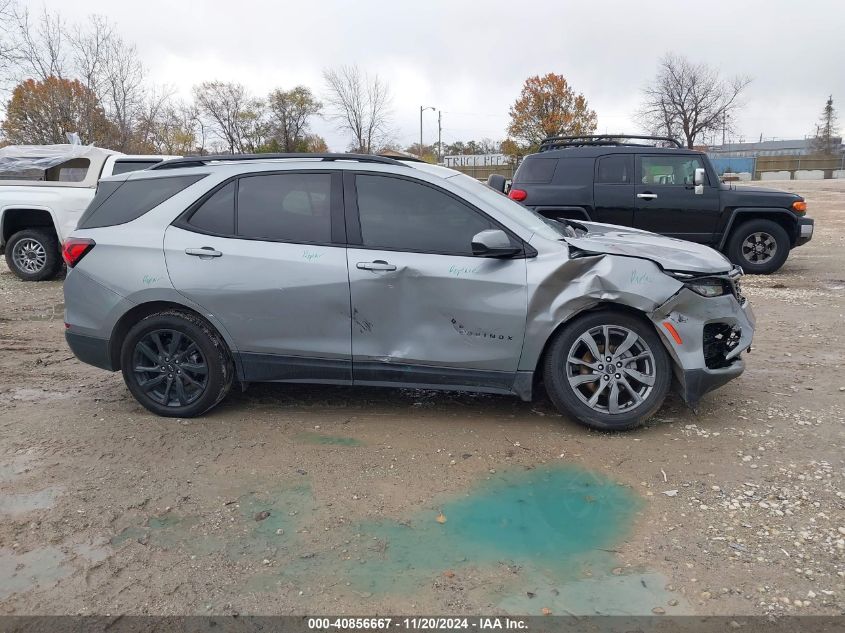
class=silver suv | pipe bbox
[63,153,755,430]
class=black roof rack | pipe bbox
[539,134,682,151]
[149,152,409,170]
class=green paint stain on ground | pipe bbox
[344,466,639,593]
[335,465,687,614]
[298,432,363,447]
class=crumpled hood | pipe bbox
[564,221,733,274]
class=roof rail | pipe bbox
[149,152,409,170]
[539,134,682,151]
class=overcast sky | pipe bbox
[36,0,845,151]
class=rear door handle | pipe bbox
[637,193,658,200]
[185,247,222,258]
[357,260,397,271]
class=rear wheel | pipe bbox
[543,310,671,431]
[726,219,790,274]
[5,229,61,281]
[120,311,233,417]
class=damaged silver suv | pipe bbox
[63,153,754,430]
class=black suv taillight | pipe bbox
[62,238,95,267]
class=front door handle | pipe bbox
[357,260,397,271]
[185,247,222,258]
[637,193,658,200]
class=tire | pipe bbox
[543,310,672,431]
[726,219,790,274]
[487,174,507,193]
[120,310,234,418]
[5,229,61,281]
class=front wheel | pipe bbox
[726,219,790,274]
[543,310,672,431]
[120,310,233,417]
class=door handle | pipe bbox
[185,247,222,258]
[357,260,397,271]
[637,193,658,200]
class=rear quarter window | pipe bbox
[513,158,558,183]
[552,157,595,185]
[78,174,204,229]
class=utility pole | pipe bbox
[420,105,435,160]
[437,110,442,164]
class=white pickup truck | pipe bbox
[0,144,177,280]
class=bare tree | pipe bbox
[7,4,67,82]
[637,53,751,148]
[193,81,267,153]
[323,65,391,153]
[101,33,146,151]
[267,86,322,151]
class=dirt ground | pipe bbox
[1,179,843,617]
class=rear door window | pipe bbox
[236,173,332,243]
[78,174,204,229]
[514,158,557,183]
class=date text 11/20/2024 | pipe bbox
[307,618,528,630]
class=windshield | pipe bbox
[445,173,568,240]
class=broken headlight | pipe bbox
[685,278,730,297]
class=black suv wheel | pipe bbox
[726,219,790,274]
[5,229,62,281]
[121,310,234,417]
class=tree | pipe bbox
[267,86,322,152]
[812,95,839,155]
[193,81,268,153]
[405,142,437,163]
[637,53,751,148]
[1,76,115,145]
[323,65,391,153]
[506,73,597,152]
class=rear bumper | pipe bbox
[65,331,115,371]
[795,217,814,247]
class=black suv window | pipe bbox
[237,173,332,243]
[596,155,633,184]
[355,175,496,255]
[188,182,235,235]
[639,155,705,186]
[79,174,204,229]
[112,159,162,175]
[514,158,557,183]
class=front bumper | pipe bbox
[650,285,755,407]
[795,217,814,247]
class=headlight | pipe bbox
[685,278,730,297]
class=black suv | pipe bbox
[489,135,814,274]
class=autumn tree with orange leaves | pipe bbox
[1,76,117,145]
[505,73,597,158]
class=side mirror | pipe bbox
[471,229,521,258]
[694,167,706,194]
[486,173,507,193]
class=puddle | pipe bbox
[297,432,363,447]
[0,547,71,601]
[0,486,62,516]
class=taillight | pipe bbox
[508,188,527,202]
[62,238,95,267]
[792,200,807,214]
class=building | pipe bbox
[707,138,844,158]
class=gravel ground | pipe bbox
[0,179,843,616]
